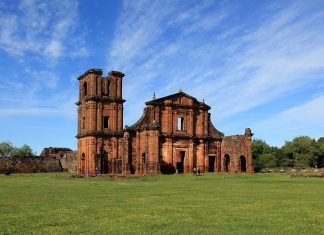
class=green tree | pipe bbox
[11,144,34,158]
[317,137,324,168]
[282,136,319,168]
[252,139,272,171]
[258,153,277,168]
[252,139,271,157]
[0,141,14,157]
[269,146,284,166]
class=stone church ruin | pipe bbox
[76,69,254,175]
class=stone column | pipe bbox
[97,76,102,96]
[77,106,80,134]
[117,104,123,132]
[189,109,194,136]
[155,106,160,123]
[189,139,194,172]
[155,130,159,173]
[167,106,172,134]
[245,128,254,173]
[164,137,172,165]
[111,137,117,174]
[184,150,190,173]
[111,77,116,97]
[88,137,97,175]
[204,112,208,136]
[216,141,221,172]
[77,140,81,173]
[123,132,130,174]
[117,77,122,98]
[197,139,205,172]
[97,103,102,131]
[136,132,142,174]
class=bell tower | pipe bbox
[76,69,125,174]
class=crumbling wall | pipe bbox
[221,135,254,173]
[0,156,61,173]
[58,152,77,173]
[0,152,77,174]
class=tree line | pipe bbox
[252,136,324,171]
[0,141,35,158]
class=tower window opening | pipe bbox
[83,82,88,96]
[82,117,85,129]
[177,117,184,131]
[103,116,109,129]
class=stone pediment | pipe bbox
[146,91,210,110]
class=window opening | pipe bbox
[103,116,109,129]
[83,82,87,96]
[177,117,184,131]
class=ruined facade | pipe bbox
[76,69,254,175]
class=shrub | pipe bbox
[160,161,176,174]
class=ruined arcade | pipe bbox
[76,69,253,175]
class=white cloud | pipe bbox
[0,0,88,119]
[0,89,78,119]
[107,0,227,125]
[44,40,62,58]
[23,69,59,89]
[252,94,324,146]
[105,0,324,146]
[0,0,85,60]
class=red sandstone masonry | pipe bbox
[0,152,77,174]
[76,69,254,175]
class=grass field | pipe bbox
[0,173,323,235]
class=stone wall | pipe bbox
[221,135,254,173]
[40,147,73,157]
[0,152,77,174]
[0,156,61,173]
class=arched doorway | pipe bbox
[81,153,86,174]
[240,155,246,172]
[224,154,230,172]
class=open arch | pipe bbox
[81,153,86,174]
[83,82,88,96]
[240,155,247,172]
[224,154,230,172]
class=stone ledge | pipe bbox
[77,68,102,80]
[75,96,126,105]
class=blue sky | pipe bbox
[0,0,324,154]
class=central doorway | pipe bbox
[208,156,216,172]
[176,151,185,173]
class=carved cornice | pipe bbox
[75,96,126,105]
[108,71,125,78]
[77,68,102,80]
[76,130,124,138]
[159,133,222,141]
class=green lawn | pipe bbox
[0,173,323,235]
